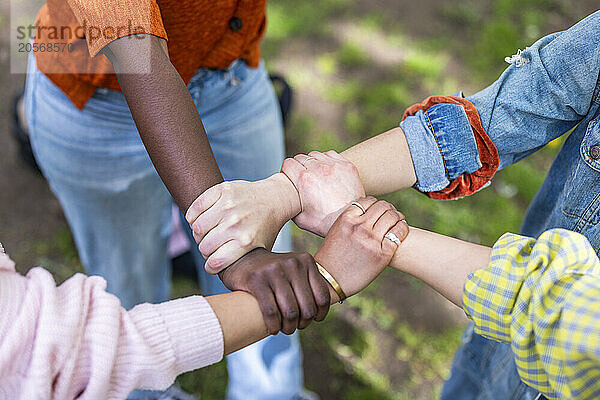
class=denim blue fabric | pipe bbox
[401,103,481,191]
[400,110,449,192]
[441,325,545,400]
[24,55,304,400]
[400,11,600,400]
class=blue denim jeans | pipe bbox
[441,325,545,400]
[24,55,304,400]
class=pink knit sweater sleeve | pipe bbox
[0,252,224,400]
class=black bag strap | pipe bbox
[269,74,294,128]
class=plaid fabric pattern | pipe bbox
[462,229,600,400]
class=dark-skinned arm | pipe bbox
[101,34,330,334]
[103,35,220,210]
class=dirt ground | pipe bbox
[0,0,61,270]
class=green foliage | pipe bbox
[317,53,339,75]
[265,0,350,43]
[403,49,446,83]
[25,228,82,283]
[338,43,370,68]
[177,361,228,399]
[441,0,563,81]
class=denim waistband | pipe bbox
[93,58,251,101]
[188,58,249,85]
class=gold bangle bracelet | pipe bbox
[316,262,347,304]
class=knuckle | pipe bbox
[185,204,198,222]
[207,257,226,272]
[264,305,279,318]
[266,262,284,277]
[192,221,203,236]
[197,241,211,257]
[316,294,330,308]
[302,304,317,318]
[297,170,313,185]
[219,183,231,197]
[228,211,241,224]
[267,326,279,335]
[316,280,331,304]
[301,312,315,324]
[247,269,263,284]
[340,209,354,222]
[283,257,300,271]
[376,200,389,208]
[386,209,400,221]
[350,222,367,236]
[398,223,410,240]
[333,162,345,172]
[238,233,254,248]
[294,153,307,161]
[317,163,332,175]
[281,158,293,170]
[340,219,355,235]
[222,198,236,212]
[298,252,314,265]
[283,308,299,321]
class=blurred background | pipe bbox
[1,1,598,399]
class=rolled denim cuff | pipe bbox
[401,103,481,192]
[401,112,449,192]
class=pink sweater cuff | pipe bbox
[131,296,224,375]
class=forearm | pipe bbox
[341,127,416,196]
[208,284,339,355]
[277,127,417,236]
[390,227,491,306]
[103,35,222,211]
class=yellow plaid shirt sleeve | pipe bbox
[462,228,600,400]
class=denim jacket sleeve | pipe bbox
[401,11,600,199]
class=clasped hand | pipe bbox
[185,150,365,272]
[185,151,406,335]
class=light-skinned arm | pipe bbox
[386,228,600,400]
[340,126,417,195]
[186,132,415,270]
[388,227,491,307]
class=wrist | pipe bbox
[314,252,342,304]
[269,173,302,221]
[389,227,444,278]
[389,226,414,274]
